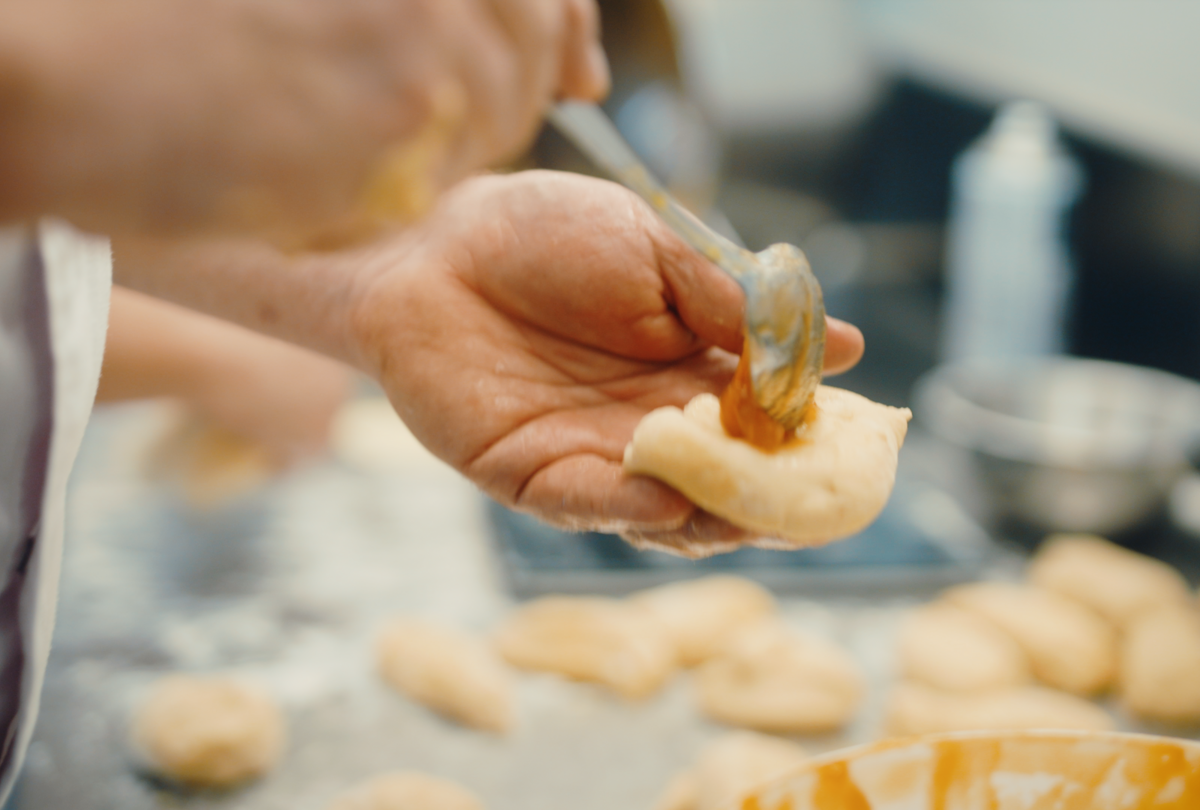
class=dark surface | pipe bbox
[489,479,995,598]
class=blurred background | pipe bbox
[19,2,1200,809]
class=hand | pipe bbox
[351,171,864,553]
[0,0,607,240]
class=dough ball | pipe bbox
[623,388,911,548]
[377,619,514,733]
[946,582,1118,696]
[897,602,1031,693]
[327,772,483,810]
[694,621,863,733]
[655,732,808,810]
[148,416,276,508]
[630,576,776,667]
[1029,533,1192,628]
[883,682,1114,737]
[1120,605,1200,724]
[132,675,285,788]
[493,597,675,699]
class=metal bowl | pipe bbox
[914,357,1200,535]
[743,730,1200,809]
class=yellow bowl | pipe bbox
[741,730,1200,809]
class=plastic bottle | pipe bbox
[940,101,1084,361]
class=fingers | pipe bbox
[656,231,746,355]
[823,316,864,375]
[477,0,564,151]
[621,512,755,559]
[556,0,609,100]
[509,451,765,561]
[514,454,695,530]
[464,0,607,174]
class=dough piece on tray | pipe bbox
[897,602,1031,693]
[884,682,1114,737]
[654,731,809,810]
[327,772,483,810]
[377,618,514,733]
[132,675,285,789]
[630,576,776,667]
[623,388,910,550]
[1029,533,1192,628]
[1120,605,1200,725]
[494,597,675,699]
[946,582,1117,696]
[694,621,863,733]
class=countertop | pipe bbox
[14,400,1200,810]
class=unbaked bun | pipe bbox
[132,675,285,788]
[494,597,675,699]
[376,618,514,733]
[630,576,776,667]
[623,388,910,547]
[327,772,483,810]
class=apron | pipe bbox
[0,222,110,803]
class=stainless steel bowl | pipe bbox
[914,357,1200,535]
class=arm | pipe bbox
[0,0,607,240]
[115,171,865,548]
[100,286,353,464]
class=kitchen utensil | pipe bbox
[549,101,825,429]
[742,730,1200,809]
[915,356,1200,535]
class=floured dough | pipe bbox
[147,415,276,508]
[946,582,1117,696]
[132,675,285,788]
[623,388,910,546]
[898,601,1031,693]
[630,576,776,667]
[1120,605,1200,724]
[493,597,675,699]
[377,619,514,733]
[694,621,863,733]
[654,731,808,810]
[327,772,483,810]
[884,682,1114,737]
[1029,533,1192,628]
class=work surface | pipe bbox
[15,402,1200,810]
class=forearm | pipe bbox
[111,235,405,373]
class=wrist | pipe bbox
[341,231,425,382]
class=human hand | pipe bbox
[0,0,607,241]
[350,171,864,554]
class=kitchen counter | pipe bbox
[14,400,1199,810]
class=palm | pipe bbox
[359,171,861,553]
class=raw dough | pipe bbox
[1029,533,1192,628]
[327,772,483,810]
[946,582,1117,696]
[694,621,863,733]
[493,597,675,699]
[377,619,514,733]
[147,414,276,508]
[132,675,285,788]
[623,388,910,547]
[630,576,776,667]
[897,602,1031,693]
[654,731,808,810]
[884,682,1114,737]
[1120,605,1200,724]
